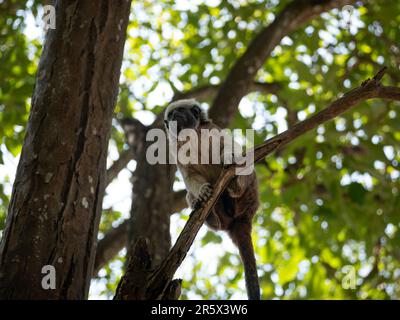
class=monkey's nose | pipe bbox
[172,111,184,121]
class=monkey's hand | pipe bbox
[192,183,213,209]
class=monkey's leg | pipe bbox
[226,175,248,198]
[186,190,211,210]
[186,192,196,208]
[187,186,221,227]
[185,174,213,205]
[197,183,213,202]
[186,176,222,228]
[205,210,222,229]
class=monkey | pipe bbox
[164,99,260,300]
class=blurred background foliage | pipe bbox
[0,0,399,299]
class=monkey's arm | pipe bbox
[184,174,222,228]
[186,188,221,230]
[186,190,221,228]
[219,138,252,199]
[185,192,197,208]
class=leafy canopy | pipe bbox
[0,0,399,299]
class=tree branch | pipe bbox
[210,0,358,127]
[105,118,148,187]
[253,69,400,163]
[93,220,129,276]
[356,54,400,83]
[141,68,400,299]
[173,81,281,101]
[106,149,133,186]
[94,190,187,274]
[171,190,188,213]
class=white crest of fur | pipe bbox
[164,99,200,121]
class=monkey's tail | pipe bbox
[228,219,260,300]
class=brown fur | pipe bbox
[175,121,260,300]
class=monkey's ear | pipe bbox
[164,120,169,128]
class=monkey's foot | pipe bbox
[191,199,203,210]
[206,212,222,229]
[198,183,213,202]
[191,183,213,209]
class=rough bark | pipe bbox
[114,238,182,300]
[0,0,131,299]
[114,238,152,300]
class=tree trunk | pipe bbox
[0,0,131,299]
[128,137,175,267]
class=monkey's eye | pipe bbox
[191,106,201,117]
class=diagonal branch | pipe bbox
[252,68,399,162]
[105,118,148,187]
[106,149,133,186]
[143,68,400,299]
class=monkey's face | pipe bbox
[164,102,202,134]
